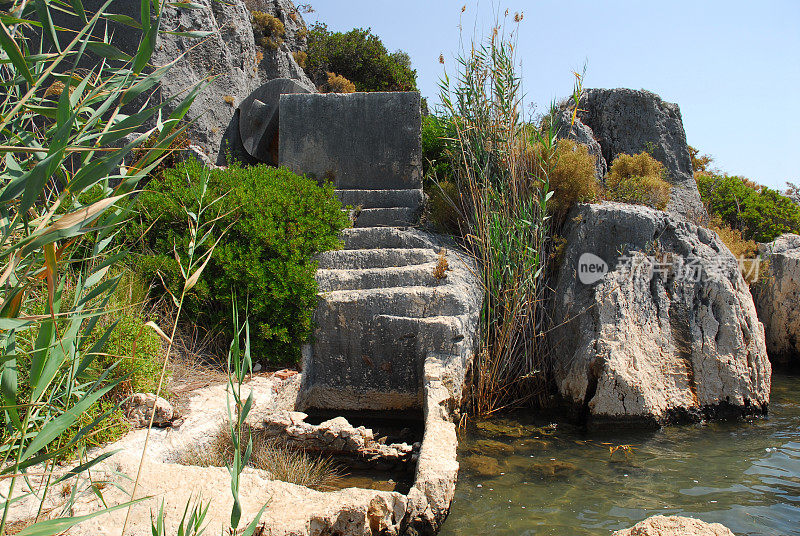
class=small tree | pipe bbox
[688,145,713,175]
[786,182,800,206]
[305,24,417,92]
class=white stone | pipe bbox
[613,515,735,536]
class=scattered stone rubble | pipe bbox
[122,392,175,428]
[262,412,418,468]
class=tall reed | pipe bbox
[0,1,204,533]
[439,18,578,415]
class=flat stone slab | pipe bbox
[278,92,423,190]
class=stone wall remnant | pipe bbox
[278,92,423,190]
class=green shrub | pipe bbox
[305,24,417,92]
[129,160,350,365]
[605,152,671,210]
[696,173,800,243]
[421,115,456,183]
[548,138,600,219]
[10,271,164,458]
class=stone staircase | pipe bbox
[298,223,481,413]
[336,188,425,228]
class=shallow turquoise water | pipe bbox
[440,374,800,536]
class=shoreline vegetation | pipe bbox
[1,1,797,535]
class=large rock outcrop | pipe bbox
[550,202,770,424]
[613,515,735,536]
[753,234,800,365]
[574,88,706,219]
[52,0,315,163]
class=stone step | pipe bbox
[352,207,419,228]
[317,286,473,320]
[341,227,439,250]
[317,263,443,292]
[336,189,425,209]
[317,248,438,270]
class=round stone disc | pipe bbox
[238,78,312,163]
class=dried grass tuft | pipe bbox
[178,424,342,491]
[433,249,449,280]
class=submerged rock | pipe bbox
[461,454,502,477]
[529,460,578,480]
[550,202,770,424]
[753,234,800,365]
[472,439,515,457]
[575,88,706,219]
[613,515,735,536]
[474,419,528,439]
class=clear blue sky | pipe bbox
[306,1,799,189]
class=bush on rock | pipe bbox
[305,24,417,92]
[605,152,671,210]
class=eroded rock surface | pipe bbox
[613,515,735,536]
[575,88,706,219]
[550,202,770,424]
[754,233,800,365]
[53,0,315,163]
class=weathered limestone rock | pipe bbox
[550,202,770,424]
[753,234,800,365]
[613,515,735,536]
[244,0,314,88]
[575,88,706,219]
[556,110,607,183]
[52,0,315,163]
[123,393,174,428]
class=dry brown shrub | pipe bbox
[548,138,600,221]
[325,72,356,93]
[605,152,671,210]
[433,249,449,280]
[709,217,764,283]
[252,11,285,50]
[293,50,307,69]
